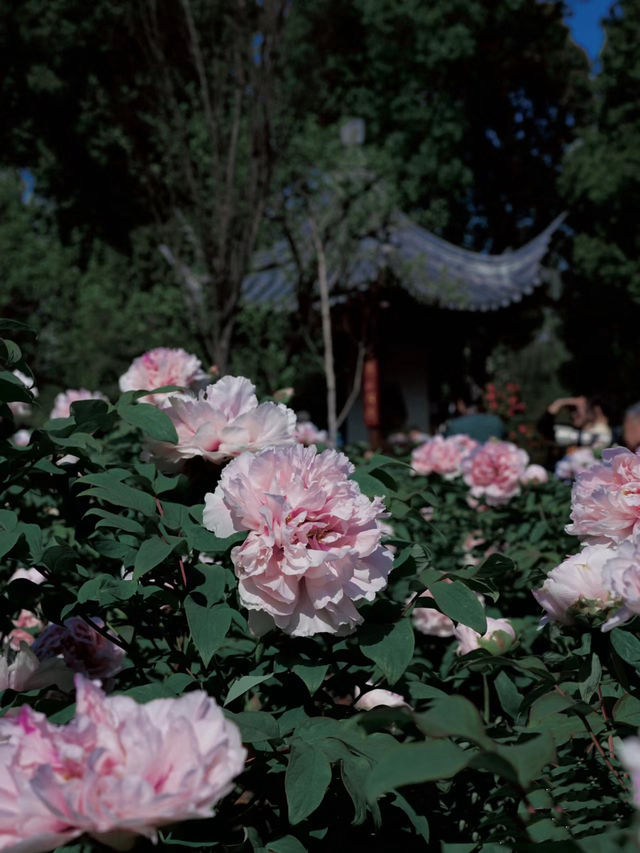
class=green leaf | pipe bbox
[86,509,145,535]
[578,653,602,703]
[391,793,429,842]
[429,580,486,634]
[286,740,332,824]
[415,695,493,748]
[226,711,280,743]
[350,469,388,499]
[265,837,307,853]
[495,732,556,788]
[366,740,471,799]
[610,628,640,668]
[494,671,522,720]
[79,481,156,516]
[613,694,640,726]
[360,619,415,685]
[292,663,329,695]
[133,536,177,580]
[118,402,179,443]
[224,673,274,706]
[184,600,232,666]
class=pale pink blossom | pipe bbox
[410,590,455,637]
[204,444,393,637]
[462,440,529,505]
[145,375,296,471]
[7,610,44,650]
[461,531,500,567]
[9,567,46,584]
[354,686,409,710]
[119,347,206,406]
[0,644,73,693]
[411,435,478,479]
[618,736,640,808]
[600,536,640,630]
[12,428,31,446]
[294,420,328,446]
[49,389,108,420]
[408,429,430,444]
[555,447,598,481]
[7,369,38,420]
[0,675,246,849]
[32,617,125,680]
[520,464,549,485]
[566,447,640,543]
[454,617,516,655]
[0,736,82,853]
[532,543,618,625]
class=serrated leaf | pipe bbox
[286,740,332,824]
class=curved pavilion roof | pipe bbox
[242,211,566,312]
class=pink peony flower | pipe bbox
[32,617,125,680]
[294,420,328,446]
[354,686,410,710]
[462,440,529,505]
[600,536,640,630]
[532,543,618,626]
[7,369,38,420]
[555,447,598,482]
[520,464,549,485]
[454,617,516,655]
[203,444,393,637]
[618,736,640,808]
[411,434,478,479]
[566,447,640,544]
[119,347,206,406]
[145,375,296,471]
[49,389,108,420]
[410,589,455,637]
[0,675,246,849]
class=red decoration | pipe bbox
[362,358,380,428]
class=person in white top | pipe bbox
[538,395,612,450]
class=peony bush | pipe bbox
[0,324,640,851]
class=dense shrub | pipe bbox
[0,322,638,852]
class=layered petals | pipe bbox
[203,444,393,636]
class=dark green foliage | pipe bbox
[1,324,639,850]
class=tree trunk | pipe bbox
[309,216,337,447]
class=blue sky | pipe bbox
[564,0,614,62]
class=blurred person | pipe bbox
[623,402,640,451]
[538,395,612,450]
[444,384,505,443]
